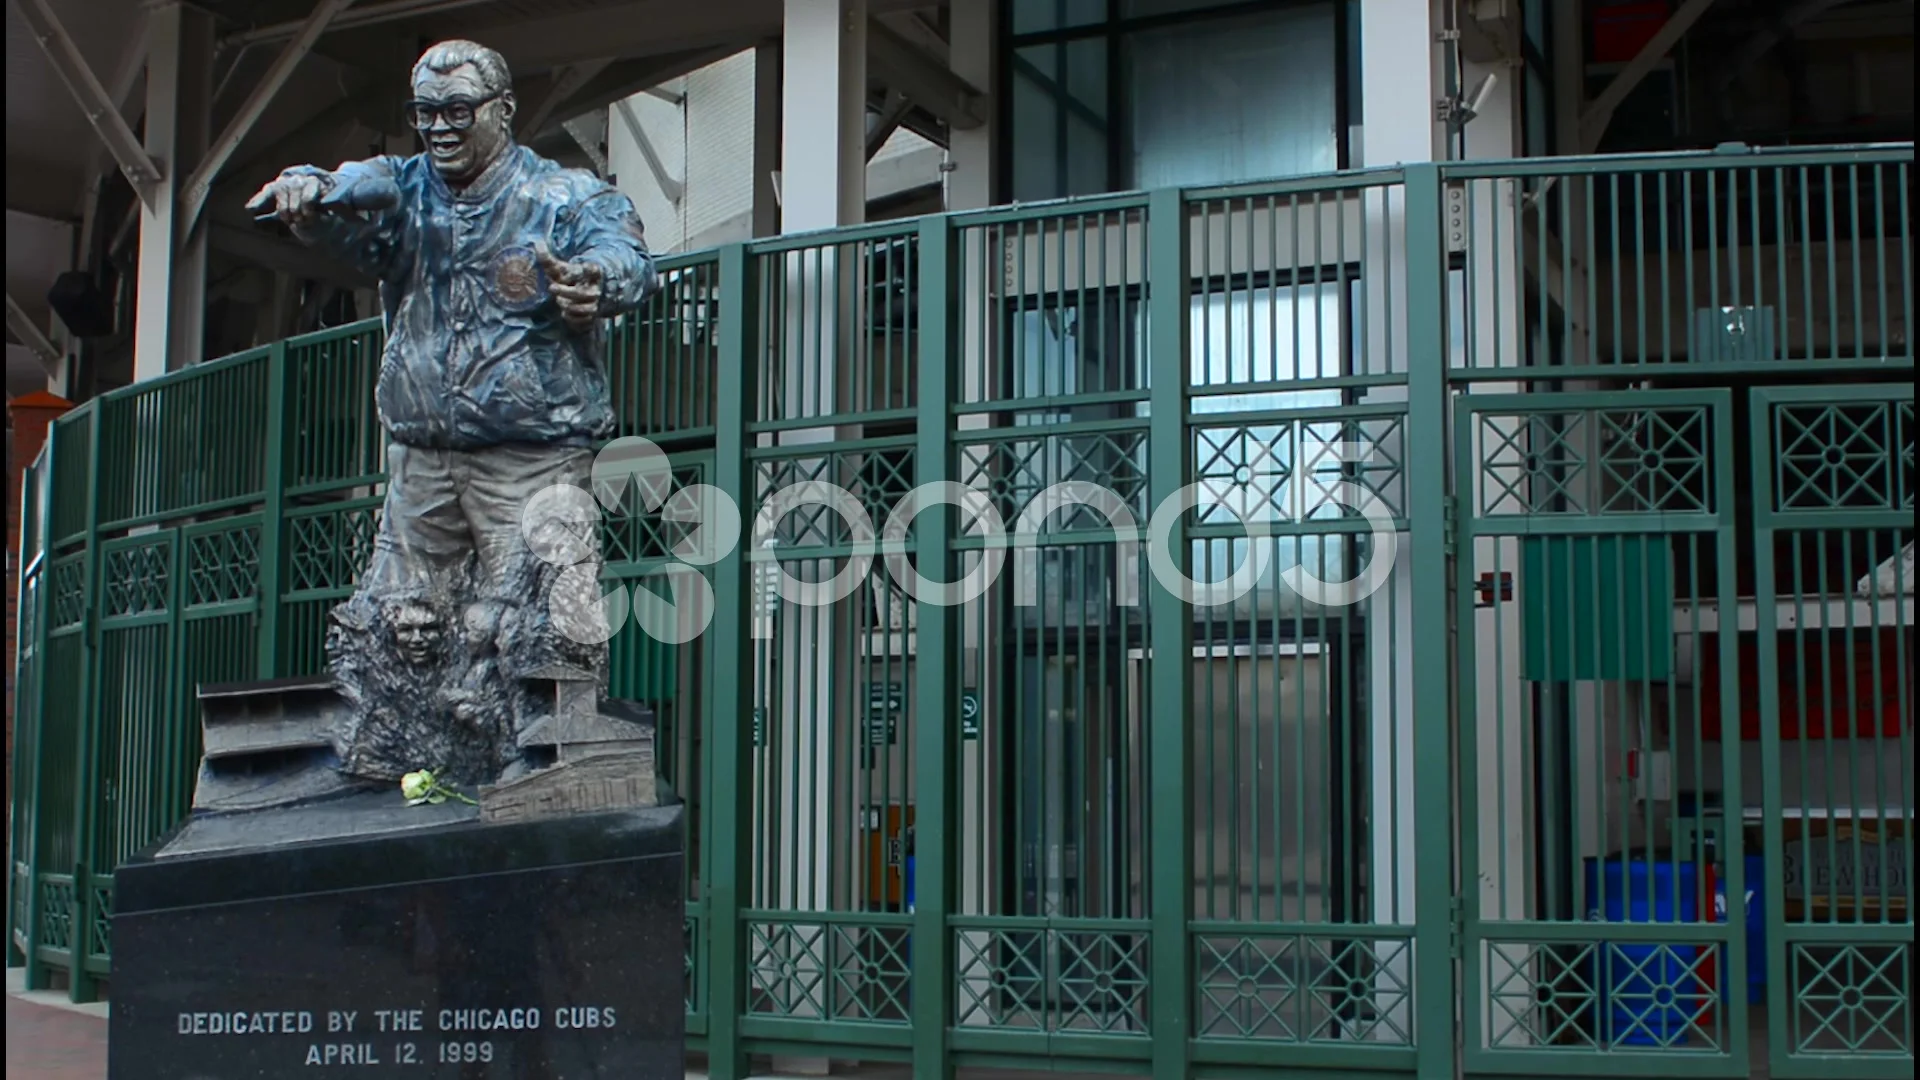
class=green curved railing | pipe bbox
[9,144,1914,1078]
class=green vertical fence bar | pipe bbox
[5,479,25,968]
[19,445,52,991]
[256,341,289,678]
[1402,163,1457,1080]
[704,242,754,1080]
[910,214,957,1078]
[1145,185,1193,1080]
[66,407,103,1003]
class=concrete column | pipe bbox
[944,0,995,944]
[757,7,868,1072]
[1359,0,1537,1049]
[1356,0,1440,1045]
[945,0,995,211]
[1453,50,1531,952]
[133,0,214,380]
[780,0,866,232]
[751,41,783,238]
[1357,0,1441,168]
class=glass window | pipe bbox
[1124,5,1340,190]
[1189,282,1345,409]
[1011,40,1112,202]
[1118,0,1235,16]
[1007,1,1352,200]
[1012,0,1108,35]
[1524,0,1548,54]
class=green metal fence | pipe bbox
[7,144,1914,1078]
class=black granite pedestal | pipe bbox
[108,796,685,1079]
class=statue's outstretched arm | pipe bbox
[557,187,661,317]
[276,156,412,280]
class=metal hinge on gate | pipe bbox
[1448,895,1466,960]
[1441,497,1460,558]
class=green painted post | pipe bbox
[704,243,755,1080]
[909,214,957,1080]
[255,341,289,678]
[4,497,28,971]
[1749,393,1791,1079]
[66,408,104,1003]
[1402,163,1458,1079]
[1144,186,1193,1080]
[20,448,53,990]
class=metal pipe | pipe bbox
[213,42,256,103]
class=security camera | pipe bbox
[1465,73,1498,118]
[1456,72,1498,126]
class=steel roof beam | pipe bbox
[222,0,500,49]
[614,98,684,203]
[1712,0,1852,92]
[867,16,982,132]
[12,0,164,204]
[1579,0,1719,153]
[5,292,64,375]
[180,0,359,237]
[519,58,615,139]
[865,89,912,160]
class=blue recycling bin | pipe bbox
[1584,855,1706,1046]
[1742,854,1765,1003]
[1713,853,1765,1004]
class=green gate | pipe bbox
[1453,388,1753,1075]
[1442,144,1914,1079]
[1749,383,1913,1078]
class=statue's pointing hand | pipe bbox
[245,169,330,224]
[533,242,604,332]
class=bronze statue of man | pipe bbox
[249,40,659,784]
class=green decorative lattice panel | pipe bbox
[752,445,917,548]
[1470,404,1717,518]
[745,918,912,1024]
[957,430,1149,531]
[601,460,709,564]
[287,505,381,593]
[1193,932,1412,1044]
[684,912,701,1017]
[37,877,74,952]
[11,863,31,948]
[102,541,171,618]
[952,924,1150,1035]
[1482,938,1729,1054]
[1192,415,1408,525]
[1787,942,1910,1058]
[1771,400,1915,513]
[88,883,111,962]
[49,557,88,630]
[185,525,261,607]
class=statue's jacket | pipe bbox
[290,145,658,450]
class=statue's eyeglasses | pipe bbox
[404,93,500,131]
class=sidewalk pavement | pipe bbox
[6,971,107,1080]
[4,968,1114,1080]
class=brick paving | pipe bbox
[6,993,108,1080]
